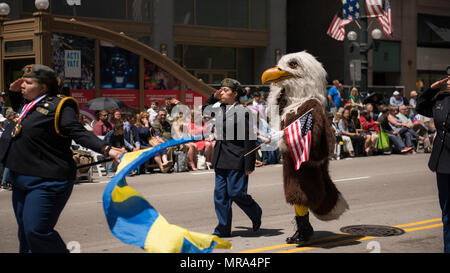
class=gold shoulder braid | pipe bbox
[54,96,81,137]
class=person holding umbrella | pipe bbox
[0,64,123,253]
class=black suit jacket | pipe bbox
[203,95,257,171]
[416,87,450,174]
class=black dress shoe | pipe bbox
[212,232,231,238]
[252,219,261,232]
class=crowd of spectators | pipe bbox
[327,80,435,159]
[79,92,280,176]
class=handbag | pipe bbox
[149,137,160,147]
[377,127,390,151]
[148,127,160,147]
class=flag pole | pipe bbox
[243,144,263,157]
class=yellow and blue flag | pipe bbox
[102,136,232,253]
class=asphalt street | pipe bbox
[0,153,444,253]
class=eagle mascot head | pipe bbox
[262,51,328,122]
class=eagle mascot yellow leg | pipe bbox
[262,51,349,244]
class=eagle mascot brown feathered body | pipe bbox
[261,51,349,244]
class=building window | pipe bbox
[174,0,267,30]
[175,45,254,84]
[22,0,151,22]
[174,0,194,24]
[417,14,450,48]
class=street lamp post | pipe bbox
[359,0,368,94]
[346,0,382,94]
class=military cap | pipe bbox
[22,64,57,84]
[221,78,241,92]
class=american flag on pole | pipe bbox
[327,11,353,41]
[284,110,313,171]
[366,0,393,38]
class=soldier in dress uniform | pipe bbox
[416,75,450,253]
[202,78,262,237]
[0,64,123,253]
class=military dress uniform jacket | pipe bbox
[416,87,450,174]
[202,95,257,171]
[0,91,107,180]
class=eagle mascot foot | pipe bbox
[286,213,314,244]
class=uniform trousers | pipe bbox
[213,168,262,236]
[436,173,450,253]
[10,171,73,253]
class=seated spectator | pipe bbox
[332,112,355,157]
[190,110,215,169]
[390,105,420,151]
[414,113,436,147]
[350,109,375,155]
[110,109,123,125]
[80,114,93,132]
[389,91,404,107]
[364,103,378,121]
[172,112,198,171]
[152,109,173,141]
[348,87,364,110]
[93,110,113,137]
[136,112,172,173]
[104,121,126,172]
[338,108,365,156]
[359,110,379,154]
[378,105,412,154]
[152,109,188,164]
[123,113,141,152]
[164,96,180,123]
[251,109,280,166]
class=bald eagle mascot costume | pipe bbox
[261,51,349,244]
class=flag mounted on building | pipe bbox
[328,0,393,41]
[284,110,313,171]
[102,136,232,253]
[365,0,393,38]
[327,10,353,41]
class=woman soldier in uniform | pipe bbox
[0,64,123,253]
[416,75,450,253]
[202,78,262,237]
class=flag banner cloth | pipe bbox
[342,0,361,19]
[284,110,313,171]
[327,12,352,41]
[102,136,232,253]
[328,0,392,41]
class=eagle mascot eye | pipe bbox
[262,51,349,244]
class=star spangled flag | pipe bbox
[102,136,232,253]
[327,11,352,41]
[366,0,393,38]
[342,0,361,19]
[365,0,383,17]
[284,110,313,171]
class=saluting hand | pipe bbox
[214,89,222,100]
[9,78,24,92]
[431,76,450,90]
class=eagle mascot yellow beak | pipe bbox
[261,66,295,84]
